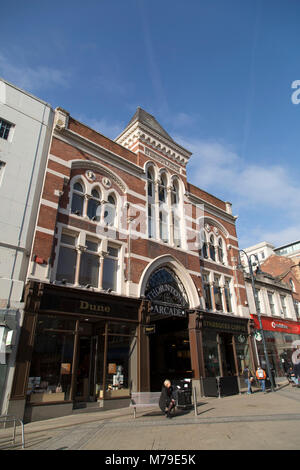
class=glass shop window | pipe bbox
[234,333,252,375]
[28,315,76,403]
[202,330,220,377]
[105,322,137,399]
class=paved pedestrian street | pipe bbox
[1,385,300,451]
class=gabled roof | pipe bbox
[123,107,174,142]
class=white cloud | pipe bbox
[0,53,68,93]
[176,134,300,248]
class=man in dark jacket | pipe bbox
[159,379,176,418]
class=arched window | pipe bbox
[200,231,208,259]
[159,174,168,243]
[171,180,179,205]
[87,188,101,221]
[158,173,167,203]
[71,181,84,216]
[209,235,216,261]
[147,167,156,238]
[147,167,154,198]
[171,179,181,247]
[159,210,168,243]
[103,194,116,226]
[218,238,224,264]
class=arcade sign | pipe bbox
[150,301,186,318]
[145,268,189,318]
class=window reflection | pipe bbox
[28,316,75,402]
[105,323,137,398]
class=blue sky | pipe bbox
[1,0,300,249]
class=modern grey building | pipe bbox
[0,78,54,414]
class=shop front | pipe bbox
[251,314,300,382]
[196,312,255,396]
[9,281,147,422]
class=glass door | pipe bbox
[75,336,91,401]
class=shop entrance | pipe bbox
[75,335,99,402]
[149,316,191,391]
[219,333,237,376]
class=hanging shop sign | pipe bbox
[144,325,156,335]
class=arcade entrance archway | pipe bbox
[144,267,192,391]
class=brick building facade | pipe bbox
[8,107,255,422]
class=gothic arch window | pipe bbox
[147,167,155,198]
[159,173,168,243]
[218,237,224,264]
[158,173,167,203]
[103,193,117,226]
[87,187,101,221]
[71,180,85,216]
[147,166,156,238]
[200,231,208,259]
[209,234,216,261]
[171,179,179,205]
[171,179,181,247]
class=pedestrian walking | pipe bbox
[159,379,176,418]
[256,366,267,393]
[243,366,254,394]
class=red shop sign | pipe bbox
[251,314,300,335]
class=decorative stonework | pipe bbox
[71,160,127,193]
[102,176,112,188]
[85,170,96,182]
[54,107,69,131]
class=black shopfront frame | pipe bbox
[10,281,147,420]
[196,312,255,397]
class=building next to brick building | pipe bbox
[242,240,300,383]
[244,269,300,381]
[0,79,54,415]
[7,105,256,422]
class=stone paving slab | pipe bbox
[1,385,300,450]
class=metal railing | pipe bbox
[0,414,25,449]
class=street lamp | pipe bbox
[238,250,275,392]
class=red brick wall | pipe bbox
[30,113,246,309]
